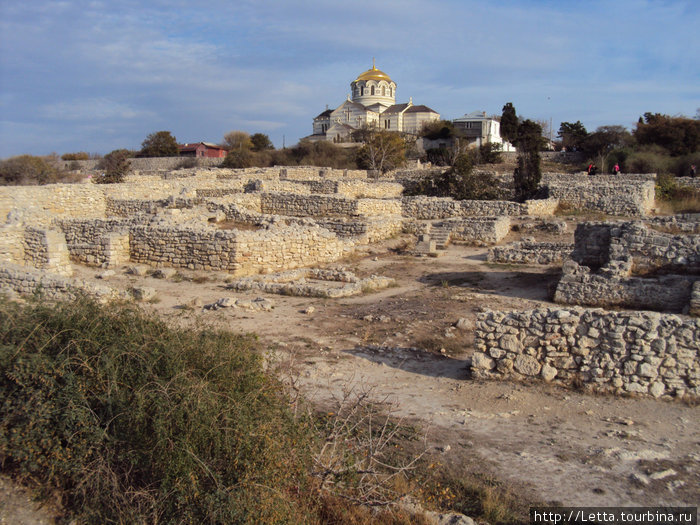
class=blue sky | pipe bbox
[0,0,698,157]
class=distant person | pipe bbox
[613,163,620,175]
[587,163,594,175]
[691,164,697,178]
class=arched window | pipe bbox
[390,87,393,97]
[371,86,375,96]
[382,86,385,96]
[361,86,364,96]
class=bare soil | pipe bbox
[4,218,698,520]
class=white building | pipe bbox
[309,61,440,143]
[452,111,515,151]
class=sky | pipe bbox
[0,0,698,158]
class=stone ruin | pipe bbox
[0,166,697,399]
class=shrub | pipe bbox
[95,149,131,183]
[61,152,90,161]
[221,149,254,169]
[0,298,316,523]
[174,157,200,170]
[0,155,59,185]
[405,153,499,200]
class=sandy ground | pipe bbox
[3,221,699,520]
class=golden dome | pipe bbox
[355,62,392,83]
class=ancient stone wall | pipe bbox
[554,263,695,313]
[488,241,573,265]
[0,225,25,265]
[472,307,700,399]
[547,179,655,216]
[316,217,404,243]
[571,222,700,274]
[0,263,120,302]
[22,228,72,276]
[555,221,700,313]
[0,184,107,225]
[260,193,358,217]
[400,196,555,219]
[433,217,511,245]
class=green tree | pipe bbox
[500,102,519,143]
[634,113,700,156]
[420,120,459,140]
[96,149,131,183]
[513,119,544,201]
[355,129,407,173]
[140,131,179,157]
[582,125,632,171]
[557,121,588,151]
[250,133,274,152]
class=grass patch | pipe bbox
[655,173,700,213]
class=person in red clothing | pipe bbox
[613,163,620,175]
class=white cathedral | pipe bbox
[308,61,440,143]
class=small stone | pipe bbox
[130,286,156,301]
[455,318,473,331]
[216,297,236,308]
[649,382,665,398]
[97,270,116,279]
[303,306,315,314]
[471,352,495,371]
[514,354,541,376]
[541,363,557,382]
[649,468,676,480]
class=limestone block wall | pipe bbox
[401,197,530,219]
[0,264,120,303]
[260,193,358,217]
[554,262,695,313]
[233,225,350,275]
[129,225,239,271]
[316,217,404,243]
[488,241,573,265]
[675,177,700,190]
[524,198,559,216]
[472,307,700,399]
[23,228,72,276]
[336,181,404,199]
[0,184,106,225]
[572,221,700,274]
[356,199,403,216]
[541,173,657,185]
[446,217,511,244]
[647,214,700,234]
[0,225,25,265]
[106,198,169,217]
[67,233,130,268]
[547,180,655,216]
[127,223,350,275]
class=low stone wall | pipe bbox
[547,180,655,216]
[488,241,573,265]
[674,177,700,190]
[356,199,403,216]
[401,197,556,219]
[554,261,696,313]
[438,217,511,245]
[0,264,120,303]
[127,222,350,275]
[0,224,24,265]
[572,221,700,274]
[646,214,700,234]
[260,193,357,217]
[316,217,404,243]
[67,233,130,268]
[233,225,350,275]
[23,228,72,276]
[472,307,700,399]
[61,157,224,172]
[542,173,657,184]
[0,184,107,225]
[336,180,404,199]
